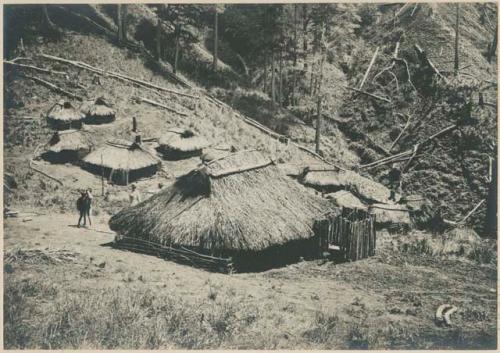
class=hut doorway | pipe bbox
[314,207,376,262]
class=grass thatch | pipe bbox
[325,190,367,210]
[46,100,85,129]
[81,97,116,124]
[300,165,392,204]
[109,150,331,253]
[158,128,211,157]
[83,139,161,172]
[42,130,93,163]
[368,204,411,226]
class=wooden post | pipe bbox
[101,154,104,196]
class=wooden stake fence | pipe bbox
[314,207,376,261]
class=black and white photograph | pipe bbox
[3,1,498,349]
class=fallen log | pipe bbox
[4,61,67,75]
[21,74,82,101]
[29,161,64,186]
[38,53,198,99]
[343,86,391,103]
[134,96,188,117]
[390,114,412,152]
[359,46,380,89]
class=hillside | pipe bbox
[2,4,498,350]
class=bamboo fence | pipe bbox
[314,207,376,261]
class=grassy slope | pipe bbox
[4,213,497,349]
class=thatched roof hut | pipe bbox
[46,100,85,130]
[81,97,116,125]
[299,165,392,204]
[368,203,411,230]
[83,138,161,185]
[42,130,93,163]
[158,128,211,160]
[109,150,331,271]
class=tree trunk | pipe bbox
[315,96,322,153]
[122,5,128,41]
[117,4,123,44]
[291,4,298,106]
[155,18,161,61]
[213,10,218,71]
[263,54,268,93]
[42,5,55,30]
[271,51,276,104]
[488,24,498,63]
[309,60,315,96]
[174,24,181,74]
[279,47,283,106]
[486,157,497,236]
[315,31,326,154]
[454,3,460,76]
[302,4,308,70]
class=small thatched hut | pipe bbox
[42,130,93,163]
[46,100,85,130]
[158,128,211,160]
[368,203,412,231]
[109,150,331,271]
[299,165,392,203]
[81,97,116,125]
[83,138,161,185]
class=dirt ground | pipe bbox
[4,210,497,349]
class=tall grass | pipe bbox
[4,277,257,349]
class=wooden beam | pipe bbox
[359,46,379,89]
[343,86,391,103]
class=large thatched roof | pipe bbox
[300,165,392,203]
[81,97,116,119]
[109,150,331,252]
[159,128,210,153]
[46,130,93,153]
[46,100,85,122]
[83,139,160,171]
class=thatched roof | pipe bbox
[368,203,411,225]
[109,150,331,252]
[81,97,116,118]
[325,190,367,210]
[201,145,236,162]
[83,139,161,171]
[159,128,210,152]
[46,130,93,153]
[46,100,85,122]
[300,165,392,203]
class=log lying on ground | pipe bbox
[359,46,379,89]
[389,114,412,152]
[4,61,67,76]
[21,74,82,101]
[38,53,198,99]
[134,96,189,116]
[343,85,391,103]
[361,124,458,169]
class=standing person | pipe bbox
[77,190,87,228]
[388,166,402,202]
[129,184,141,206]
[85,188,93,227]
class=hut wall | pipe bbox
[159,147,204,161]
[42,149,90,164]
[83,163,159,185]
[47,118,83,131]
[84,115,116,125]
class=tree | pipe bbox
[454,3,460,76]
[487,23,498,63]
